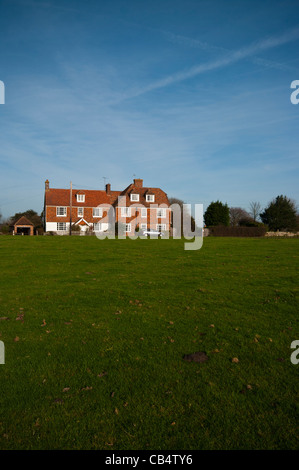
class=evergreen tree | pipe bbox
[260,195,297,231]
[204,201,229,227]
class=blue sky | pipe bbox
[0,0,298,219]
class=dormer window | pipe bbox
[130,193,139,202]
[146,194,155,202]
[76,194,85,203]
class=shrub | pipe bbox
[208,225,267,237]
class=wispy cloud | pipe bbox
[3,0,80,13]
[162,30,295,72]
[124,26,299,99]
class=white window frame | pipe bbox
[57,222,67,231]
[130,193,139,202]
[146,194,155,202]
[94,222,102,232]
[156,224,166,232]
[77,207,84,217]
[157,208,166,218]
[56,206,67,216]
[141,208,147,218]
[140,223,147,230]
[121,207,131,218]
[93,207,103,218]
[125,223,131,233]
[76,194,85,202]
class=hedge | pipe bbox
[208,226,267,237]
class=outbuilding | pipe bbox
[13,216,34,236]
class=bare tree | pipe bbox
[229,207,250,227]
[249,201,261,222]
[168,197,197,235]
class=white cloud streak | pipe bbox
[125,26,299,99]
[162,30,295,72]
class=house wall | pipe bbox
[45,222,70,233]
[116,207,171,232]
[45,220,109,233]
[45,206,110,227]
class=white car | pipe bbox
[142,229,164,237]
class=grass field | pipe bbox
[0,235,298,450]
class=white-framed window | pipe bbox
[141,208,147,218]
[57,222,67,231]
[157,208,166,218]
[78,207,84,217]
[141,223,147,230]
[76,194,85,202]
[93,207,103,217]
[157,224,166,231]
[56,206,67,216]
[94,223,102,231]
[125,223,131,233]
[130,193,139,202]
[146,194,155,202]
[121,207,131,218]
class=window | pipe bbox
[157,208,166,218]
[121,207,131,218]
[141,208,147,218]
[56,207,67,216]
[125,223,131,233]
[141,223,147,230]
[78,207,84,217]
[146,194,155,202]
[130,193,139,202]
[57,222,67,231]
[76,194,85,202]
[157,224,166,232]
[93,207,103,217]
[94,223,102,231]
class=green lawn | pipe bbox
[0,235,298,450]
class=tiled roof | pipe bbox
[14,216,34,226]
[45,181,170,209]
[109,190,122,205]
[45,188,111,207]
[116,183,170,207]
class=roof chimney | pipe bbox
[45,179,50,191]
[133,178,143,188]
[105,183,111,194]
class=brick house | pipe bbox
[43,178,171,235]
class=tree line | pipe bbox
[204,196,298,231]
